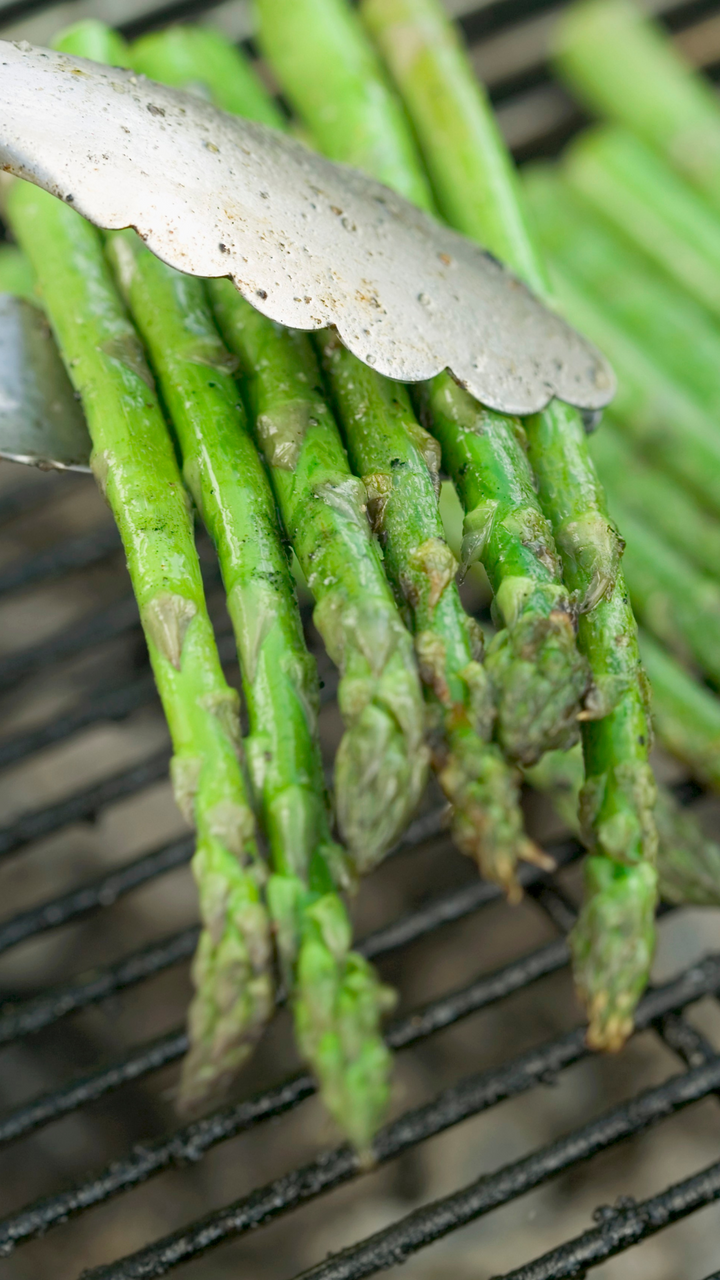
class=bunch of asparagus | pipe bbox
[3,0,720,1151]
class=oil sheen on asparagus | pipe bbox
[255,0,591,780]
[130,26,430,885]
[69,19,395,1153]
[198,0,547,895]
[5,171,274,1113]
[359,0,658,1052]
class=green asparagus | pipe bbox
[362,0,657,1052]
[133,27,431,872]
[563,127,720,324]
[523,164,720,418]
[527,746,720,908]
[316,329,547,894]
[589,422,720,584]
[540,257,720,516]
[0,245,38,303]
[555,0,720,214]
[132,24,284,128]
[250,0,553,889]
[256,0,590,769]
[639,631,720,792]
[4,177,274,1111]
[119,25,398,1149]
[253,0,434,211]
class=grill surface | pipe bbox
[0,1,720,1277]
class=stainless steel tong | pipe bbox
[0,40,614,469]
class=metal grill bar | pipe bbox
[0,1026,189,1148]
[0,669,157,770]
[0,524,120,597]
[0,925,199,1044]
[0,836,580,1153]
[0,833,194,958]
[73,956,720,1280]
[0,747,171,864]
[0,474,69,527]
[495,1158,720,1279]
[290,1057,720,1280]
[0,628,240,772]
[0,934,572,1254]
[0,593,141,692]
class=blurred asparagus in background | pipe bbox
[528,249,720,517]
[555,0,720,213]
[132,23,430,883]
[361,0,657,1053]
[562,127,720,323]
[523,165,720,417]
[589,423,720,584]
[640,634,720,793]
[254,0,550,894]
[4,157,274,1114]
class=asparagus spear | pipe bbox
[131,27,431,872]
[588,422,720,584]
[540,257,720,516]
[4,177,273,1111]
[563,127,720,324]
[255,0,591,769]
[118,26,398,1150]
[362,0,657,1052]
[316,329,547,894]
[132,24,284,128]
[211,292,429,871]
[135,23,534,891]
[555,0,720,214]
[254,0,434,211]
[523,164,720,418]
[526,746,720,909]
[640,631,720,792]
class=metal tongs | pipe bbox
[0,40,615,470]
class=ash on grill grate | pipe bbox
[0,1,720,1278]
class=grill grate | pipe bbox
[0,1,720,1277]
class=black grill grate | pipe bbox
[0,1,719,1277]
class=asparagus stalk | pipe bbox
[110,229,394,1149]
[211,291,429,871]
[131,28,431,872]
[316,329,547,894]
[253,0,434,211]
[122,26,397,1150]
[540,257,720,516]
[362,0,657,1051]
[135,25,532,890]
[563,127,720,324]
[639,631,720,792]
[589,422,720,584]
[523,164,720,418]
[255,0,591,769]
[4,177,273,1111]
[554,0,720,214]
[526,746,720,909]
[132,24,284,128]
